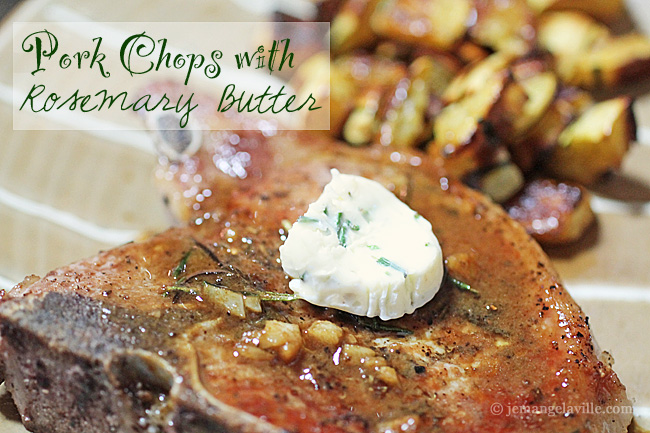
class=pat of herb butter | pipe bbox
[279,169,444,321]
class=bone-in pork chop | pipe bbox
[0,119,632,432]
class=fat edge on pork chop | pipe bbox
[0,106,633,432]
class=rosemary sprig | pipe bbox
[355,316,413,335]
[241,291,301,302]
[364,320,413,335]
[203,282,300,301]
[166,280,300,303]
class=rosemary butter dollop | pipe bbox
[279,169,444,321]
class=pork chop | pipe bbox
[0,111,632,432]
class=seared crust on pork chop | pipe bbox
[0,127,632,432]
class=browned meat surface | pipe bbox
[0,112,632,432]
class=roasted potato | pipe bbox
[538,12,650,90]
[545,97,636,184]
[370,0,472,51]
[511,87,593,173]
[537,11,610,58]
[572,34,650,90]
[306,0,645,247]
[469,0,537,55]
[442,51,516,104]
[290,53,333,133]
[465,161,526,203]
[375,55,453,148]
[511,71,558,137]
[429,72,527,178]
[443,54,557,141]
[331,0,380,54]
[537,11,610,84]
[329,55,408,135]
[342,87,385,146]
[526,0,625,24]
[506,178,595,245]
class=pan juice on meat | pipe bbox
[0,106,633,432]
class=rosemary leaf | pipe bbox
[163,285,197,297]
[357,316,413,335]
[172,250,193,279]
[377,257,408,277]
[346,220,360,231]
[336,212,347,247]
[449,277,479,295]
[241,291,301,302]
[297,216,320,224]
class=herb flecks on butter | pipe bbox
[279,169,445,321]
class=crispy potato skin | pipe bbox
[545,97,635,185]
[429,71,526,180]
[506,178,595,244]
[513,87,593,173]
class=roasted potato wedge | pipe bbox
[526,0,624,23]
[572,34,650,89]
[511,71,558,137]
[370,0,472,51]
[375,78,427,148]
[442,51,516,104]
[506,178,595,245]
[329,55,408,135]
[429,72,526,178]
[342,87,385,146]
[511,87,593,173]
[538,12,650,90]
[331,0,380,54]
[537,11,610,84]
[469,0,536,55]
[290,53,333,133]
[465,161,526,203]
[375,56,452,148]
[545,97,635,184]
[537,11,610,58]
